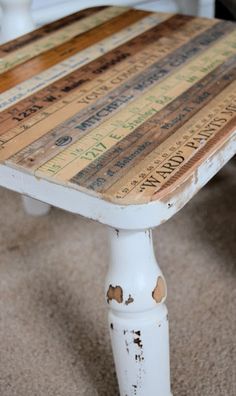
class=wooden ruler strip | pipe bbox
[0,12,170,110]
[2,19,231,168]
[0,7,130,74]
[107,86,236,203]
[4,18,226,169]
[0,7,107,56]
[0,9,149,93]
[153,117,236,200]
[0,50,160,140]
[0,14,200,135]
[32,29,236,181]
[0,15,203,136]
[69,57,236,192]
[0,7,133,74]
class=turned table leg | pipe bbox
[21,196,51,216]
[0,1,51,215]
[105,228,172,396]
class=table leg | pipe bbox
[22,196,51,216]
[105,228,172,396]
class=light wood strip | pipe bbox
[0,12,170,111]
[0,7,105,56]
[106,84,236,203]
[0,9,149,92]
[70,57,236,192]
[33,29,236,181]
[0,14,197,137]
[6,16,222,169]
[0,7,130,74]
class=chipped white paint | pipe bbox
[0,4,235,395]
[0,133,235,229]
[106,228,171,395]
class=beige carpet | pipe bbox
[0,159,235,396]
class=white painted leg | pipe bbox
[0,0,35,42]
[105,228,172,396]
[22,196,51,216]
[176,0,200,16]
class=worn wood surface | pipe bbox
[0,6,235,205]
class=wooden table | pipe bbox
[0,5,235,395]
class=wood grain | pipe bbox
[0,6,235,205]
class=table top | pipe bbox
[0,6,235,213]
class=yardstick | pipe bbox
[0,13,213,137]
[106,83,236,203]
[0,7,129,74]
[0,14,208,139]
[2,17,229,164]
[0,6,107,56]
[34,29,236,180]
[0,9,151,93]
[0,6,235,205]
[0,11,170,108]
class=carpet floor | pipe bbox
[0,159,235,396]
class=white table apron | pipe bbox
[0,133,235,395]
[0,1,235,395]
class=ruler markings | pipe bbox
[32,29,236,181]
[2,19,230,167]
[0,7,130,74]
[0,9,149,93]
[153,118,236,197]
[0,12,171,111]
[0,14,201,134]
[0,7,107,56]
[6,50,165,162]
[69,57,236,192]
[107,85,236,202]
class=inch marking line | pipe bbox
[0,13,170,111]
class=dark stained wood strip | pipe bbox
[6,18,229,169]
[152,114,236,200]
[105,86,236,202]
[0,14,194,135]
[0,7,131,75]
[34,29,236,182]
[0,7,235,206]
[69,56,236,192]
[0,9,149,93]
[0,6,107,56]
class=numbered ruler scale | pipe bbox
[1,7,236,396]
[0,6,236,205]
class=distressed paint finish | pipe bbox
[107,284,124,303]
[0,8,235,207]
[152,276,166,303]
[0,6,235,396]
[106,228,171,395]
